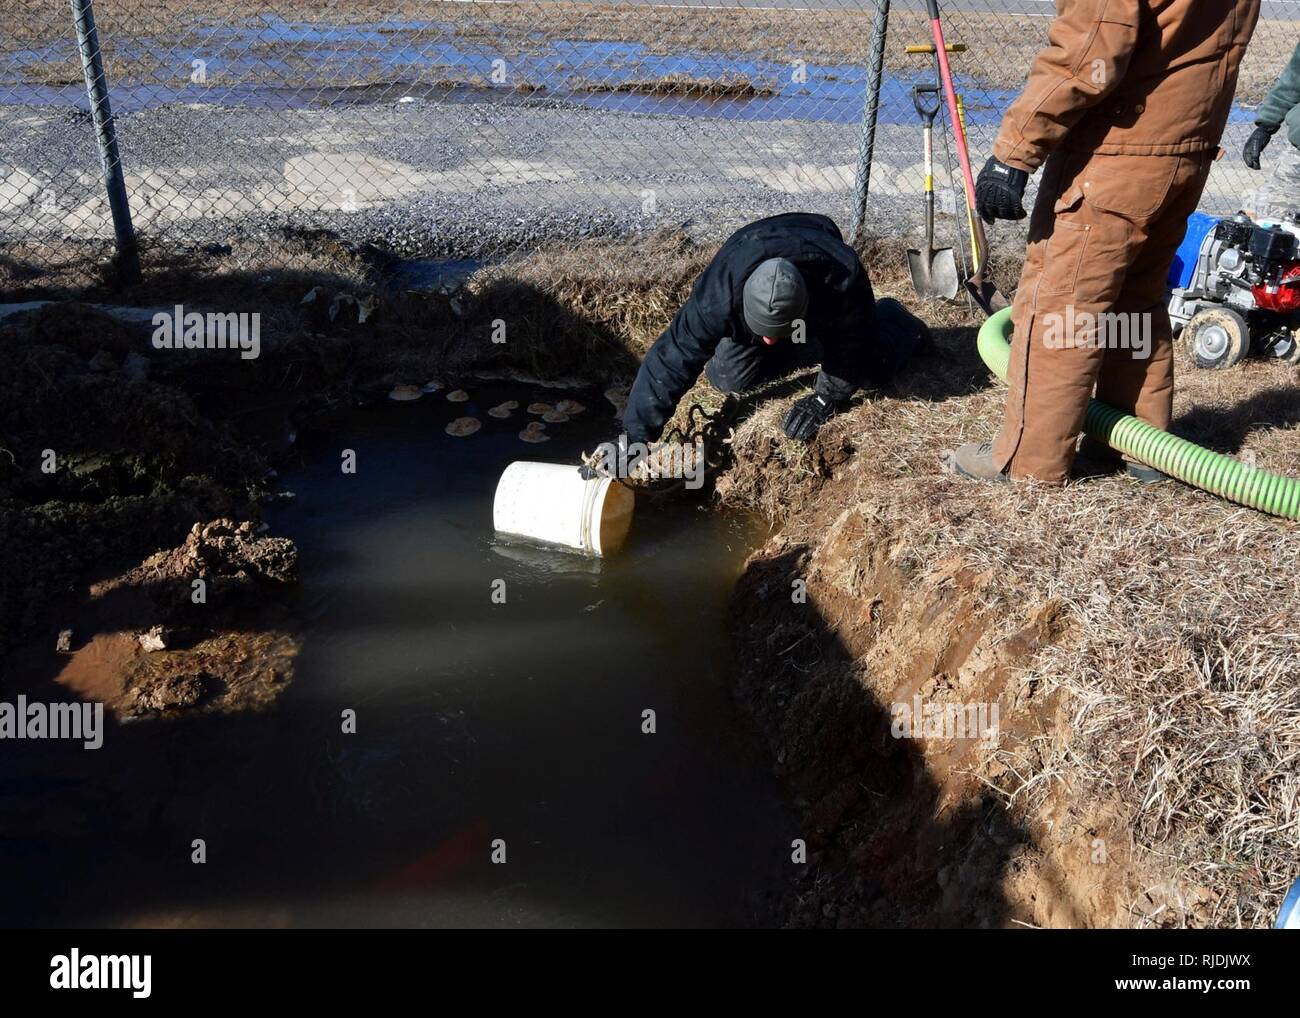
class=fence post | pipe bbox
[849,0,890,246]
[69,0,140,284]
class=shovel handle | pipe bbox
[904,43,967,55]
[912,82,941,123]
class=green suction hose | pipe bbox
[977,307,1300,521]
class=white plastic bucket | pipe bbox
[492,461,635,556]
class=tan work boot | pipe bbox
[953,441,1010,483]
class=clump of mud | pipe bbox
[60,519,300,719]
[389,383,423,401]
[445,416,482,436]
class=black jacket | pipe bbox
[623,213,881,443]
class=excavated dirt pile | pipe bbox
[63,518,300,718]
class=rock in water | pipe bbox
[388,384,422,402]
[446,389,470,403]
[445,417,482,437]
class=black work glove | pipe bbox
[1243,124,1279,170]
[975,156,1029,224]
[782,393,838,442]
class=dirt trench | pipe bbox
[712,313,1300,928]
[730,495,1145,928]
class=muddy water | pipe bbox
[3,17,1020,124]
[3,389,793,928]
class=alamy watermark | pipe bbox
[151,304,261,360]
[594,436,706,490]
[1041,307,1152,360]
[0,696,103,749]
[891,695,999,744]
[50,950,150,998]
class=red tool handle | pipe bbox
[926,1,978,215]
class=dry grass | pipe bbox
[709,245,1300,927]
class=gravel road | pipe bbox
[0,88,1277,264]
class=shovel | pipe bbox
[907,83,959,300]
[923,0,1009,314]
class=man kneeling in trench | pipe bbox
[587,212,929,479]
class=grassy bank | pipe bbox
[709,249,1300,928]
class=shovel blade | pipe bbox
[964,274,1010,316]
[908,247,960,300]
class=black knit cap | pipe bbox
[742,258,808,340]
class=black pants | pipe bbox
[703,297,929,396]
[704,334,823,394]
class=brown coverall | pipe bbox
[990,0,1260,482]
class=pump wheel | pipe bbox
[1264,327,1300,365]
[1187,307,1250,370]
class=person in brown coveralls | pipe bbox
[954,0,1260,484]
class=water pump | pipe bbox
[1167,208,1300,368]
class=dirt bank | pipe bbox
[710,255,1300,928]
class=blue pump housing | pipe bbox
[1168,211,1219,290]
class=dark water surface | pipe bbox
[3,389,794,927]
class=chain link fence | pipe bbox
[1,1,1297,279]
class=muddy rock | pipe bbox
[132,671,214,713]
